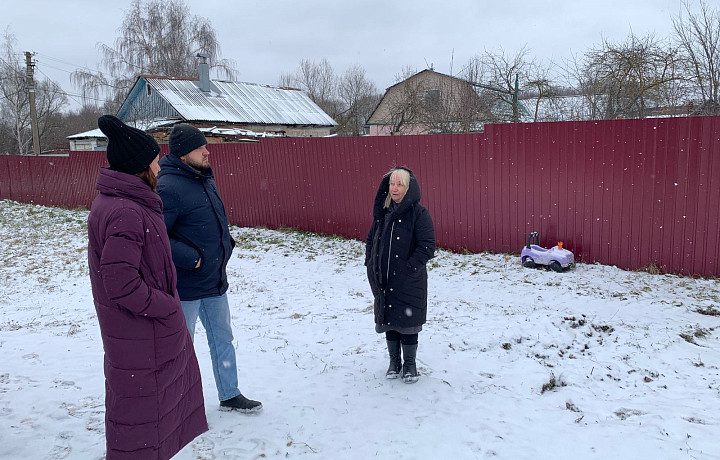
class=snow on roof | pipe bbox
[131,118,181,130]
[199,126,281,138]
[67,122,282,140]
[145,78,337,126]
[66,119,181,139]
[66,129,105,139]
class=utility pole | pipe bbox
[512,74,519,123]
[25,51,41,156]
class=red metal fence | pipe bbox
[2,116,719,276]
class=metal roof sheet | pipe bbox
[146,78,337,126]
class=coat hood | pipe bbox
[372,166,421,219]
[95,167,162,213]
[158,153,215,181]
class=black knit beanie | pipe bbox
[169,123,208,158]
[98,115,160,174]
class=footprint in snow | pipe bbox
[43,431,73,460]
[22,353,40,363]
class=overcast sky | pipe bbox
[2,0,700,110]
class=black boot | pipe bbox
[386,340,402,379]
[220,393,263,413]
[401,343,419,384]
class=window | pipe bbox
[423,89,441,109]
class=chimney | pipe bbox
[196,53,211,93]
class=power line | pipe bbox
[33,52,123,83]
[36,61,75,75]
[35,68,115,105]
[34,53,99,74]
[0,56,24,67]
[33,53,112,81]
[29,53,126,109]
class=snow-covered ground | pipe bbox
[0,199,719,460]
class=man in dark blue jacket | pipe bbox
[157,124,262,413]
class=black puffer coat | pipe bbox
[365,167,436,329]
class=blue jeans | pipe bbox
[181,293,241,402]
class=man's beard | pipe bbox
[184,156,211,173]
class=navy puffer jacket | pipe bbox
[157,154,235,301]
[365,167,436,328]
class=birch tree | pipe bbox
[71,0,236,111]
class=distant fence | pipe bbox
[2,116,719,277]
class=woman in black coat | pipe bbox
[365,166,436,383]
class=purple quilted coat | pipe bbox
[87,168,208,459]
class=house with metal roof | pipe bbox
[114,56,337,139]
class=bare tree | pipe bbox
[279,58,340,119]
[0,31,67,154]
[42,105,106,152]
[463,46,538,122]
[0,32,29,154]
[336,65,381,136]
[280,60,382,136]
[571,33,682,119]
[71,0,236,111]
[520,59,572,122]
[560,51,606,120]
[673,0,720,114]
[36,79,69,152]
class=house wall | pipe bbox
[117,78,181,122]
[368,70,483,135]
[369,124,428,136]
[2,116,719,276]
[368,71,448,126]
[241,124,333,137]
[69,139,107,151]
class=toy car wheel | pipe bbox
[522,256,536,268]
[549,261,563,272]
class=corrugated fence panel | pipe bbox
[2,116,720,276]
[696,117,720,275]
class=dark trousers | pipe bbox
[385,330,418,345]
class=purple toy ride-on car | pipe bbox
[521,232,574,272]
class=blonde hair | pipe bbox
[384,168,411,208]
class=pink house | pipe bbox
[366,69,490,136]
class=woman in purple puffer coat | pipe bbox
[87,115,208,460]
